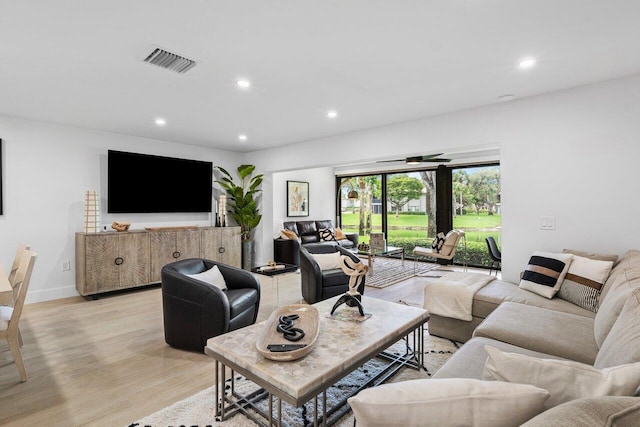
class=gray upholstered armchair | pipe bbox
[299,245,366,304]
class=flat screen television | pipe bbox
[107,150,212,213]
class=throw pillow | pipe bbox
[335,227,347,240]
[186,265,227,290]
[482,345,640,409]
[562,248,619,264]
[521,396,640,427]
[557,255,614,312]
[319,227,337,242]
[280,229,299,240]
[430,232,446,252]
[311,252,341,270]
[347,378,550,427]
[519,251,573,298]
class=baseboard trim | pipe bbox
[26,285,80,304]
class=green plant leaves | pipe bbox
[214,164,263,240]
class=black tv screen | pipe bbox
[107,150,212,213]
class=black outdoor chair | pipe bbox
[485,236,502,276]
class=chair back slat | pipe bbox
[9,243,31,290]
[8,251,37,332]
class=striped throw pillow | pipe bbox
[519,251,573,298]
[557,255,614,312]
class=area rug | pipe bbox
[130,327,460,427]
[364,257,438,288]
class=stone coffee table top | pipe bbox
[205,295,429,406]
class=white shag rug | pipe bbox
[130,329,459,427]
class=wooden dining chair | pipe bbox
[0,250,37,382]
[8,243,31,289]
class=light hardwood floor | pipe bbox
[0,263,491,426]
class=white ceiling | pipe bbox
[2,1,640,153]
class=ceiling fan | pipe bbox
[377,153,452,165]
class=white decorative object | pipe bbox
[84,190,100,233]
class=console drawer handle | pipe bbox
[114,257,124,266]
[218,247,225,254]
[173,251,181,259]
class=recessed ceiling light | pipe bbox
[518,58,536,69]
[327,110,338,119]
[236,79,251,89]
[238,134,248,141]
[498,94,516,102]
[155,118,166,126]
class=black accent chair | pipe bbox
[300,245,365,304]
[485,236,502,276]
[161,258,261,352]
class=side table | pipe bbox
[251,263,298,307]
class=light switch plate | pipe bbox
[540,216,556,230]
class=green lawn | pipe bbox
[341,212,501,245]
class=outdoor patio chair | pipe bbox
[412,230,466,274]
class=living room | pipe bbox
[2,1,640,425]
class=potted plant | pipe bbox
[214,164,263,270]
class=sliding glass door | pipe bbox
[451,164,501,268]
[337,162,500,269]
[385,171,436,256]
[338,175,382,245]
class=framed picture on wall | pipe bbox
[287,181,309,217]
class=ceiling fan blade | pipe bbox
[376,159,405,163]
[419,153,445,160]
[421,157,452,163]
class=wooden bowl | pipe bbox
[256,304,319,361]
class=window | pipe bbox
[337,162,500,269]
[451,164,501,268]
[337,175,382,244]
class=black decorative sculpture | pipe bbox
[331,255,369,316]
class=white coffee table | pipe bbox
[205,295,429,426]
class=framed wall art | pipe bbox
[287,180,309,217]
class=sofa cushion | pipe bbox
[519,251,573,299]
[473,302,598,364]
[557,255,614,312]
[320,269,350,288]
[296,221,318,243]
[473,279,596,319]
[594,270,640,348]
[432,336,565,380]
[348,378,550,427]
[600,250,640,304]
[595,289,640,369]
[315,220,333,231]
[521,396,640,427]
[482,345,640,409]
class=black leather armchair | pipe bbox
[300,245,366,304]
[161,258,261,352]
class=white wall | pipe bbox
[246,74,640,282]
[4,74,640,303]
[0,117,242,302]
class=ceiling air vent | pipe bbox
[143,47,197,74]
